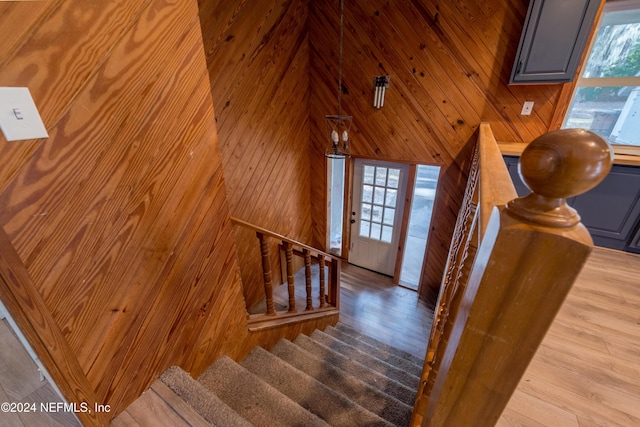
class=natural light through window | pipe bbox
[563,2,640,146]
[359,165,400,243]
[327,158,345,256]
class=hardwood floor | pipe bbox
[0,319,80,427]
[337,262,436,359]
[497,248,640,427]
[110,382,209,427]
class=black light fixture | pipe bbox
[325,0,352,159]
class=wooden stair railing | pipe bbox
[411,123,613,426]
[231,218,340,330]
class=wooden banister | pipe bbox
[412,125,613,426]
[478,122,517,236]
[231,217,341,329]
[231,217,337,262]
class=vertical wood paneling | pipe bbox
[309,0,565,298]
[197,0,313,308]
[0,0,250,423]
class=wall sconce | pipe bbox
[373,75,390,109]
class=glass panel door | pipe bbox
[350,160,408,276]
[400,165,440,290]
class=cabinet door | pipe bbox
[504,157,640,251]
[510,0,600,84]
[504,156,531,197]
[571,165,640,249]
[628,223,640,253]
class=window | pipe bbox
[327,158,345,256]
[563,1,640,146]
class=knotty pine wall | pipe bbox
[197,0,314,308]
[0,0,250,424]
[309,0,566,298]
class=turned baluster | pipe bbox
[284,241,297,313]
[318,256,326,308]
[257,232,276,316]
[303,249,313,311]
[328,258,341,308]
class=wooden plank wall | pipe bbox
[309,0,566,298]
[0,0,251,424]
[197,0,314,308]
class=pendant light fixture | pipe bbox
[325,0,352,158]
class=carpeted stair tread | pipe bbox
[310,330,421,389]
[198,356,329,427]
[270,338,412,426]
[324,326,423,377]
[159,366,250,427]
[294,333,416,406]
[241,346,393,427]
[334,323,425,366]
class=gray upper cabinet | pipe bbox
[509,0,601,84]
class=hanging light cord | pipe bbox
[337,0,344,117]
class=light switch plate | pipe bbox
[0,87,49,141]
[521,101,534,116]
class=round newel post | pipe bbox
[506,129,613,227]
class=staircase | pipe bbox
[160,323,423,427]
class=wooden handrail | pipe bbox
[478,123,517,236]
[231,217,341,328]
[231,217,339,262]
[412,124,613,426]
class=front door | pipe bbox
[350,159,408,276]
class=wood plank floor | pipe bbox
[497,248,640,427]
[337,262,436,359]
[110,382,209,427]
[0,319,81,427]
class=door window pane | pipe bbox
[363,166,375,184]
[370,222,382,240]
[360,220,370,238]
[381,225,393,243]
[361,203,372,221]
[387,169,400,188]
[374,187,385,205]
[372,205,383,223]
[375,167,388,186]
[385,188,397,207]
[362,185,373,203]
[383,208,395,225]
